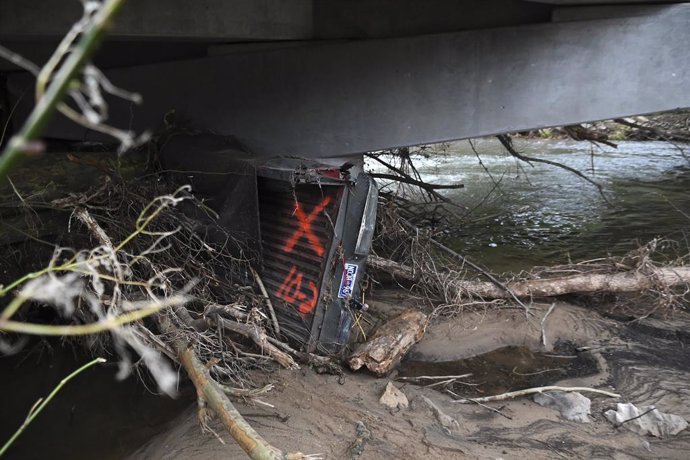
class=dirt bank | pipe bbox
[128,293,690,459]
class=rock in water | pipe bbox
[533,391,591,423]
[605,403,688,437]
[379,382,409,410]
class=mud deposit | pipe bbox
[125,296,690,459]
[399,344,599,397]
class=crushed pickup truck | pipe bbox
[162,135,377,354]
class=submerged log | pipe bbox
[348,309,427,377]
[368,257,690,300]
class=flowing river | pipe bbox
[368,138,690,273]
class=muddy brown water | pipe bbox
[398,344,599,397]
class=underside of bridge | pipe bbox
[1,0,689,158]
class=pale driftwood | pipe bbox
[250,267,280,336]
[452,268,690,299]
[541,302,556,348]
[156,315,313,460]
[216,317,299,370]
[368,256,690,300]
[453,386,620,404]
[368,255,418,281]
[348,309,427,376]
[397,373,472,382]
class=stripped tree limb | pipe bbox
[540,303,556,348]
[250,267,280,336]
[368,172,464,190]
[369,257,690,300]
[445,267,690,299]
[156,315,314,460]
[214,317,299,370]
[453,386,620,404]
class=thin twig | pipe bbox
[616,407,657,428]
[250,267,279,336]
[496,134,610,204]
[445,389,513,420]
[541,302,556,347]
[453,386,620,403]
[0,357,106,457]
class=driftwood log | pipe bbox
[348,309,427,376]
[369,256,690,299]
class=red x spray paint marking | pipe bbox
[282,196,332,257]
[276,265,318,315]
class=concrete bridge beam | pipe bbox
[6,4,690,158]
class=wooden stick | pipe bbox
[453,386,620,404]
[540,302,556,348]
[157,315,313,460]
[250,267,280,336]
[445,389,512,420]
[397,374,472,382]
[216,317,298,370]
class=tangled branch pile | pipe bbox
[371,197,690,319]
[0,174,323,459]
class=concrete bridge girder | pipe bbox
[6,3,690,158]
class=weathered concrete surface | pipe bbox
[0,0,313,41]
[7,4,690,158]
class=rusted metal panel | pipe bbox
[258,178,343,344]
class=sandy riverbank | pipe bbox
[128,290,690,459]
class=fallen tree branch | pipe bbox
[453,386,620,404]
[562,125,618,148]
[215,316,299,370]
[369,256,690,300]
[447,267,690,299]
[445,389,513,420]
[250,267,280,336]
[366,153,466,214]
[157,314,313,460]
[368,172,464,190]
[367,255,418,282]
[375,218,532,315]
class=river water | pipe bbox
[368,138,690,273]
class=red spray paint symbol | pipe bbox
[275,265,319,315]
[282,196,332,257]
